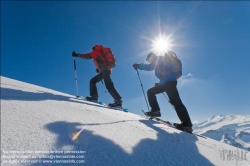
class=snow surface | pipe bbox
[193,115,250,151]
[1,76,250,166]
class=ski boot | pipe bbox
[145,110,161,117]
[85,96,98,103]
[173,122,193,133]
[108,99,122,109]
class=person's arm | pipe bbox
[138,61,156,71]
[72,51,93,59]
[77,53,92,60]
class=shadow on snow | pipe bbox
[30,120,214,166]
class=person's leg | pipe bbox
[89,73,103,98]
[102,70,122,101]
[165,81,192,127]
[147,84,166,112]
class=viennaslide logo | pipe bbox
[219,147,248,165]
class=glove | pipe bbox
[72,51,78,57]
[133,64,140,70]
[95,68,99,73]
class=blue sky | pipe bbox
[1,1,250,123]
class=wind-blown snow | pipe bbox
[1,76,249,166]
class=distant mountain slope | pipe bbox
[1,76,249,166]
[193,115,250,151]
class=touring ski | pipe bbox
[73,97,128,112]
[142,110,206,139]
[108,106,128,112]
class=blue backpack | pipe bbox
[165,51,182,79]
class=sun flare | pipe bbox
[152,36,171,55]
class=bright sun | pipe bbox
[152,36,171,55]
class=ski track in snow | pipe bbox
[1,76,250,166]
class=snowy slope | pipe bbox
[1,76,250,166]
[193,115,250,151]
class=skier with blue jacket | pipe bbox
[133,52,193,132]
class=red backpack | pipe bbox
[100,47,116,68]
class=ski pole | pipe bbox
[101,80,107,93]
[136,69,150,111]
[74,59,80,98]
[101,80,111,102]
[162,93,175,110]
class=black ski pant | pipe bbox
[90,70,121,101]
[147,81,192,127]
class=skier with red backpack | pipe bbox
[133,51,193,132]
[72,45,122,108]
